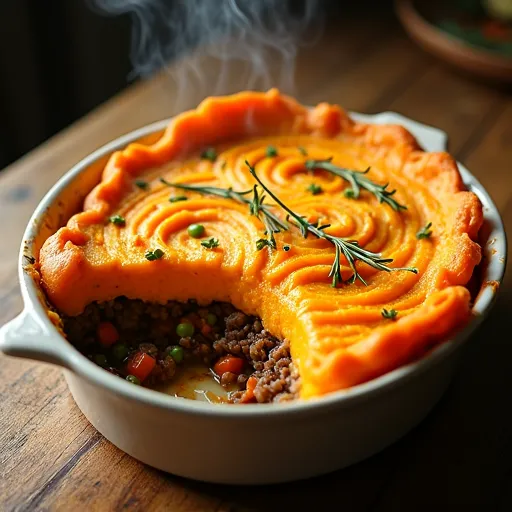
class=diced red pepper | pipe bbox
[97,321,119,347]
[126,352,156,382]
[213,355,245,377]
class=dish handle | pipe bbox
[0,308,71,368]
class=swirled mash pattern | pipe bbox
[40,90,483,398]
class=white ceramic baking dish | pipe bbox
[0,112,506,485]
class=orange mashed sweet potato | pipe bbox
[39,89,483,399]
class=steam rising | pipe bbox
[91,0,322,107]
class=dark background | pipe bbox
[0,1,131,170]
[0,0,387,171]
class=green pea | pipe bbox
[206,313,217,326]
[112,343,128,361]
[126,374,140,385]
[94,354,108,367]
[168,345,184,364]
[176,322,194,338]
[187,224,205,238]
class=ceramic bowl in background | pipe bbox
[396,0,512,84]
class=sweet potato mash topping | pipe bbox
[39,89,483,398]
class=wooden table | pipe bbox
[1,15,511,511]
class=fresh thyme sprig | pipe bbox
[160,166,417,286]
[159,178,288,250]
[246,160,417,286]
[304,158,407,212]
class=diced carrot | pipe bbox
[126,352,156,382]
[97,321,119,347]
[213,355,245,377]
[240,376,258,403]
[201,323,212,335]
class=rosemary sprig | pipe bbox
[159,178,288,250]
[160,166,417,286]
[246,160,417,286]
[249,185,286,250]
[304,159,407,212]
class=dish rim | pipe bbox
[14,114,508,418]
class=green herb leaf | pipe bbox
[169,195,188,203]
[298,146,308,156]
[201,237,219,249]
[416,222,433,239]
[305,159,407,211]
[307,183,323,195]
[266,145,278,157]
[145,248,165,261]
[256,238,273,251]
[109,215,126,226]
[381,308,398,320]
[134,179,149,190]
[201,147,217,162]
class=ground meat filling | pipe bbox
[63,298,300,403]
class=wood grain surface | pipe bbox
[1,14,511,511]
